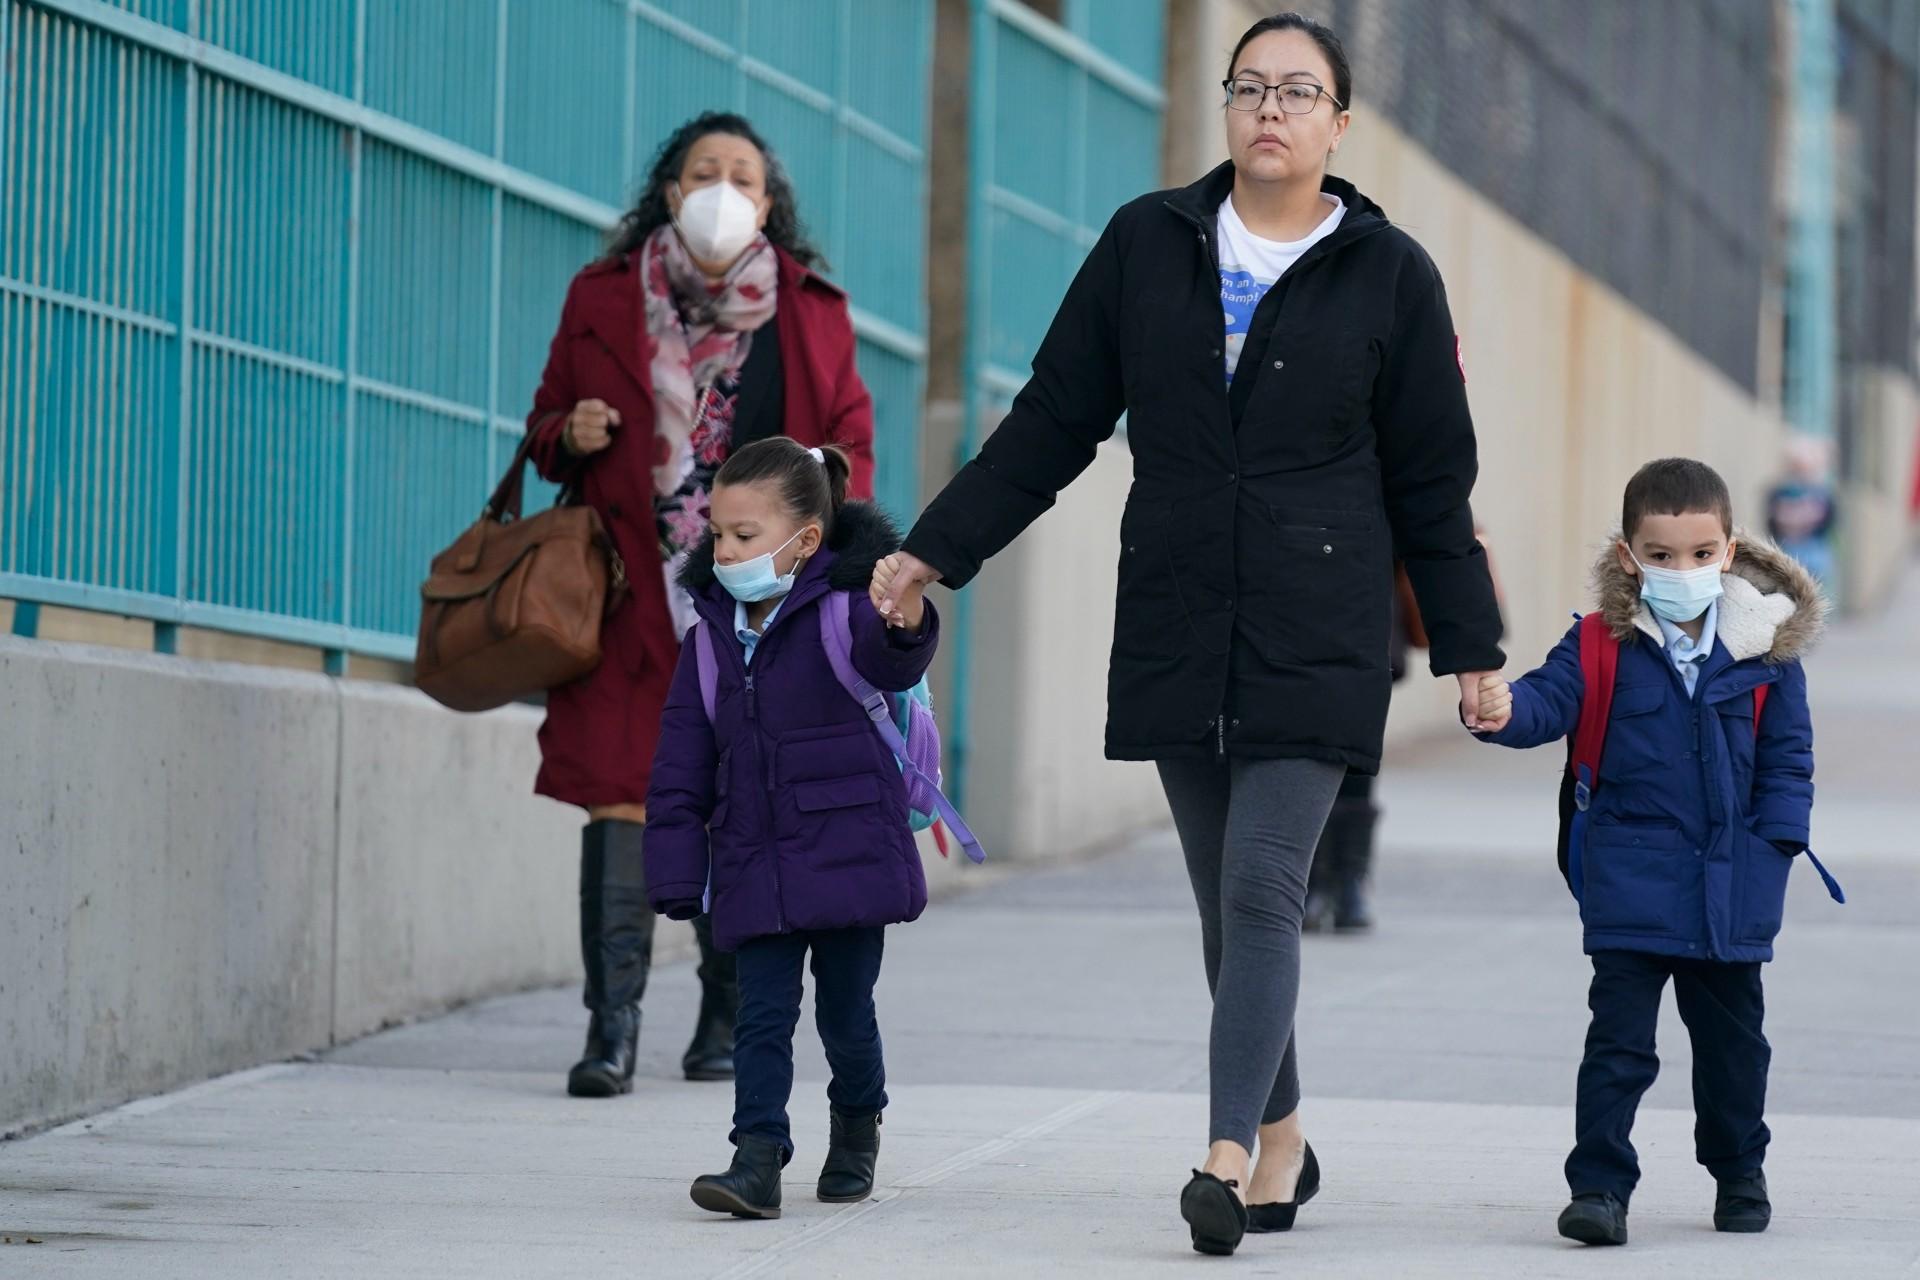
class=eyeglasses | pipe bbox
[1221,78,1345,114]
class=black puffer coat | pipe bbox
[906,165,1505,773]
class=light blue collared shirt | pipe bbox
[1654,598,1719,698]
[734,597,784,667]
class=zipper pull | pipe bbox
[744,673,758,721]
[1216,714,1227,759]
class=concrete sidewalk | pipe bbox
[4,561,1918,1277]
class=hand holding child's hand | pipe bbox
[870,554,930,631]
[1472,673,1513,734]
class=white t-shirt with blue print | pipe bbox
[1217,192,1346,384]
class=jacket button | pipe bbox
[608,503,623,518]
[1273,359,1285,370]
[1224,599,1235,611]
[1322,544,1333,555]
[1210,347,1221,358]
[1227,472,1238,483]
[1694,848,1704,858]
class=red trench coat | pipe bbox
[525,246,876,808]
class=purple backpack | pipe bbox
[692,589,985,864]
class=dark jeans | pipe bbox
[1567,950,1770,1202]
[732,927,887,1157]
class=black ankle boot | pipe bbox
[1558,1191,1629,1246]
[1331,799,1379,932]
[817,1109,882,1203]
[1714,1170,1770,1233]
[691,1135,786,1219]
[567,820,654,1098]
[682,915,737,1081]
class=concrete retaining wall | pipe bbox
[0,637,695,1135]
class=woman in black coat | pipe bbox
[875,14,1504,1254]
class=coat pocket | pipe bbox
[794,776,884,813]
[1262,506,1381,666]
[1580,820,1694,936]
[1734,829,1794,944]
[1113,500,1184,663]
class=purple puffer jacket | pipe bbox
[644,502,941,953]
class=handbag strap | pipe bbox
[486,418,585,523]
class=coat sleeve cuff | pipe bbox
[903,462,1052,590]
[1752,821,1810,847]
[1404,553,1506,675]
[647,881,707,917]
[884,599,940,650]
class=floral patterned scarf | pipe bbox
[640,223,778,502]
[639,224,778,636]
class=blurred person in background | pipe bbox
[524,111,876,1098]
[872,12,1504,1256]
[1765,436,1837,589]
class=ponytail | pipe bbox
[714,437,850,532]
[817,444,851,517]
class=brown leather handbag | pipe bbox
[414,433,628,712]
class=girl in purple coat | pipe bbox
[645,437,938,1220]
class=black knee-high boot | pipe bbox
[567,819,653,1097]
[681,914,737,1081]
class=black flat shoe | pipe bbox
[1714,1170,1770,1233]
[1180,1170,1248,1256]
[1247,1142,1320,1233]
[1558,1192,1628,1246]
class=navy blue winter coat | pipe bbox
[1482,537,1824,963]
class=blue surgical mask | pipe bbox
[713,528,809,603]
[1631,551,1728,623]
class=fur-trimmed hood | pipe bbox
[1592,531,1827,663]
[677,499,903,597]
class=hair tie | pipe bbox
[808,446,825,464]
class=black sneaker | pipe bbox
[1714,1170,1771,1234]
[1558,1192,1629,1246]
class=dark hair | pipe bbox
[1622,458,1734,540]
[1229,12,1351,110]
[715,438,851,531]
[607,112,824,268]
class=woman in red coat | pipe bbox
[525,112,875,1098]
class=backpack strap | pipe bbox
[1746,680,1843,903]
[1565,612,1620,904]
[692,620,719,724]
[816,591,986,864]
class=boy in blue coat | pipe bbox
[1471,458,1833,1246]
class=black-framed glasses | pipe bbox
[1222,78,1344,114]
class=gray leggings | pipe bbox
[1157,756,1346,1152]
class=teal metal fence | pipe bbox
[1,0,931,663]
[949,0,1163,801]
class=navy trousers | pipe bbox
[1567,950,1770,1202]
[731,927,887,1157]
